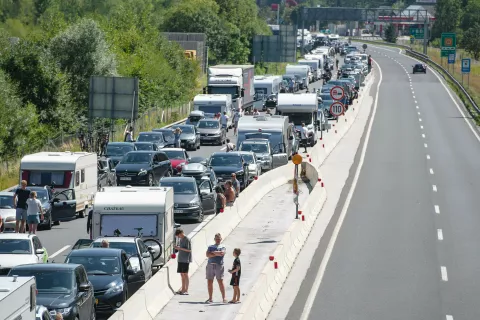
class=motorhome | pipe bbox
[297,59,321,82]
[285,65,310,90]
[276,93,319,147]
[236,115,296,159]
[254,75,283,100]
[193,94,233,127]
[89,186,176,266]
[20,152,97,218]
[0,276,36,320]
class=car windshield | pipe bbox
[137,133,164,143]
[175,126,194,134]
[155,130,175,141]
[31,190,48,203]
[107,145,134,156]
[92,242,137,256]
[0,195,14,208]
[0,239,32,254]
[240,143,269,154]
[282,112,312,126]
[164,150,185,160]
[66,256,121,275]
[159,181,197,194]
[121,153,152,164]
[209,155,242,167]
[9,270,73,293]
[134,143,154,151]
[198,121,220,129]
[241,154,255,164]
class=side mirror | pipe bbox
[147,247,156,254]
[141,252,151,259]
[36,249,45,255]
[79,283,91,292]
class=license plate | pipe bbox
[120,177,131,181]
[95,299,98,305]
[174,210,184,213]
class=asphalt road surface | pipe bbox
[284,45,480,320]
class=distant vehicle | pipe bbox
[181,163,218,190]
[188,156,208,165]
[185,110,205,127]
[98,157,117,189]
[115,151,173,186]
[207,152,249,190]
[413,63,427,74]
[0,192,18,232]
[105,142,137,167]
[8,263,96,320]
[197,119,227,145]
[152,128,175,144]
[0,276,37,320]
[133,142,159,151]
[136,132,168,148]
[161,148,190,175]
[0,234,48,275]
[237,151,262,181]
[170,125,201,151]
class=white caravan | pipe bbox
[297,59,321,82]
[193,94,233,127]
[90,186,176,266]
[285,65,310,90]
[276,93,319,146]
[20,152,97,218]
[304,54,325,73]
[0,276,36,320]
[254,75,283,100]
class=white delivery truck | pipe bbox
[0,276,36,320]
[206,65,255,111]
[88,186,176,266]
[20,151,97,219]
[298,59,321,82]
[254,75,283,100]
[193,94,233,127]
[285,65,310,90]
[276,93,319,147]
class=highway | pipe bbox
[281,45,480,320]
[37,78,326,263]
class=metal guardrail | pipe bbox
[352,37,480,117]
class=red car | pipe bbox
[162,148,190,175]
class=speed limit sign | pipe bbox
[330,102,345,117]
[330,86,345,100]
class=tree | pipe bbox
[432,0,462,38]
[461,0,480,30]
[385,23,396,43]
[463,24,480,59]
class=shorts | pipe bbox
[206,263,224,280]
[16,208,27,220]
[177,262,190,274]
[230,275,240,286]
[27,215,40,224]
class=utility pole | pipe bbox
[423,15,429,55]
[301,7,306,55]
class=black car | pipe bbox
[98,157,117,189]
[413,63,427,74]
[8,263,96,320]
[152,128,175,143]
[171,125,201,151]
[105,142,137,167]
[65,248,145,317]
[207,152,249,190]
[136,132,168,148]
[159,176,216,222]
[115,151,173,186]
[133,142,159,151]
[28,186,59,229]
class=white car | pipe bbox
[0,234,49,275]
[237,151,262,181]
[0,192,17,232]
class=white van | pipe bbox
[0,276,36,320]
[90,186,176,266]
[20,152,97,218]
[193,94,233,127]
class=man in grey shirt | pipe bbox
[175,229,192,295]
[205,233,226,303]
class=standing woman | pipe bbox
[26,191,44,235]
[174,127,182,148]
[124,125,134,142]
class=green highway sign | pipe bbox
[410,28,424,39]
[441,33,456,57]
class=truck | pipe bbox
[276,93,320,147]
[193,94,233,127]
[254,75,283,100]
[205,65,255,112]
[285,65,310,90]
[0,276,36,320]
[297,59,321,82]
[87,186,176,267]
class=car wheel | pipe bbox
[196,142,200,149]
[197,211,204,223]
[54,220,60,226]
[148,174,154,186]
[78,210,85,218]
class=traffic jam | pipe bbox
[0,34,369,320]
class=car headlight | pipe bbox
[138,169,148,176]
[55,307,72,316]
[106,283,124,295]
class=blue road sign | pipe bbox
[448,53,455,64]
[462,58,471,73]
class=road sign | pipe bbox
[441,33,456,57]
[410,28,424,39]
[330,86,345,100]
[330,102,345,117]
[448,53,455,64]
[362,44,367,50]
[462,58,471,73]
[292,154,303,165]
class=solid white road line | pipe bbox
[437,229,443,240]
[433,184,437,192]
[427,154,430,159]
[441,266,448,281]
[49,245,71,259]
[435,205,440,214]
[430,168,435,175]
[299,60,384,320]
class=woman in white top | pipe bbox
[26,191,44,234]
[124,125,134,142]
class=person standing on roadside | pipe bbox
[230,174,240,197]
[14,180,30,233]
[233,109,240,135]
[300,123,308,153]
[205,233,227,304]
[174,127,182,148]
[87,209,93,239]
[223,181,236,205]
[124,125,134,142]
[220,112,229,130]
[175,228,192,295]
[215,186,226,214]
[26,191,43,235]
[228,248,242,304]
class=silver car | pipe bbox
[237,151,262,181]
[238,139,273,172]
[0,192,16,232]
[197,119,226,146]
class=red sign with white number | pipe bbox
[330,86,345,100]
[330,102,345,117]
